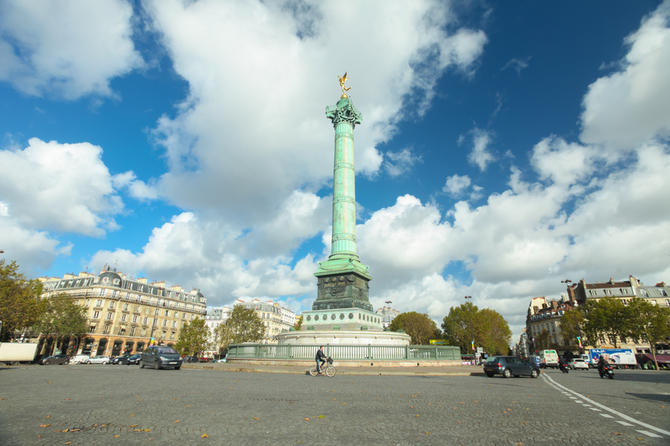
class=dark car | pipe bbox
[127,353,141,365]
[140,346,182,370]
[182,356,199,363]
[111,354,131,365]
[39,354,70,365]
[483,356,540,378]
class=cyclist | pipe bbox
[315,346,326,375]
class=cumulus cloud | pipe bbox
[580,0,670,149]
[112,172,159,202]
[143,0,488,224]
[0,0,144,99]
[383,148,423,177]
[443,174,471,197]
[467,128,495,171]
[0,138,124,236]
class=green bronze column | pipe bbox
[313,74,372,313]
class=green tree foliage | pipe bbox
[534,328,551,351]
[37,294,89,353]
[559,308,585,347]
[389,311,441,345]
[582,296,628,347]
[293,315,303,331]
[175,317,210,356]
[0,260,45,341]
[214,306,265,352]
[625,297,670,369]
[441,302,512,355]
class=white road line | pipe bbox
[600,414,614,418]
[542,375,670,437]
[637,430,663,438]
[616,421,633,427]
[589,408,600,411]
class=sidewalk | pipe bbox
[182,361,485,376]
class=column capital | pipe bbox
[326,97,362,129]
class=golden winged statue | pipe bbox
[338,71,352,98]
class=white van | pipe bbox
[70,354,90,364]
[539,350,559,368]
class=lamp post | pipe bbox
[464,296,475,364]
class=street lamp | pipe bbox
[464,296,475,363]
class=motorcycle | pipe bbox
[599,364,615,379]
[559,362,570,373]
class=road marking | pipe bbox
[600,414,614,418]
[542,375,670,437]
[637,430,662,438]
[589,408,600,411]
[616,421,633,427]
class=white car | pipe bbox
[568,358,589,370]
[70,355,90,364]
[85,355,110,364]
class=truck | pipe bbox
[539,349,559,368]
[584,348,638,369]
[0,342,39,365]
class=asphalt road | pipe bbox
[0,365,668,445]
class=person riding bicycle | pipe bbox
[315,346,326,375]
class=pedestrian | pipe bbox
[315,346,326,375]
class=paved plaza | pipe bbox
[0,364,668,445]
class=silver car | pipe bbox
[84,355,110,364]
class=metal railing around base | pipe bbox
[226,344,461,361]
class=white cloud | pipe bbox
[467,128,495,171]
[580,1,670,149]
[0,138,124,236]
[144,0,488,224]
[383,148,423,177]
[501,57,531,75]
[0,0,144,99]
[443,174,471,197]
[112,171,159,202]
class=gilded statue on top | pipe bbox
[338,72,352,98]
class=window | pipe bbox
[162,320,167,327]
[666,299,670,307]
[640,289,648,297]
[172,321,177,328]
[96,299,103,307]
[132,315,138,323]
[106,312,114,320]
[142,317,148,324]
[164,310,169,317]
[123,303,129,311]
[130,327,136,336]
[109,301,115,309]
[93,311,100,319]
[662,290,668,297]
[121,314,128,322]
[174,312,179,319]
[154,309,160,316]
[89,326,96,333]
[103,325,110,335]
[98,288,105,297]
[651,300,658,306]
[170,332,175,340]
[119,327,126,336]
[182,313,186,319]
[141,329,147,337]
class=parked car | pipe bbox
[140,346,182,370]
[84,355,110,364]
[70,354,90,364]
[483,356,540,378]
[213,358,227,363]
[126,353,141,365]
[568,358,589,370]
[111,354,131,365]
[39,354,70,365]
[182,356,199,363]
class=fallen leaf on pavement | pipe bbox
[39,424,50,428]
[202,434,209,438]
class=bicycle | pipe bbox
[309,356,336,377]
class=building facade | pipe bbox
[39,266,207,357]
[375,306,401,329]
[233,299,296,344]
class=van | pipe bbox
[70,354,90,364]
[539,350,559,368]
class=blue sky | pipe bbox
[2,0,669,342]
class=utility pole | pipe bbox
[465,296,475,363]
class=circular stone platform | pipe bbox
[276,329,410,346]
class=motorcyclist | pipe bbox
[597,355,609,377]
[559,356,569,373]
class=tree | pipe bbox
[0,260,45,341]
[582,296,629,347]
[293,315,303,331]
[626,298,670,370]
[559,308,585,349]
[441,303,512,355]
[534,328,551,351]
[175,318,210,357]
[389,312,440,345]
[214,306,265,352]
[36,293,88,354]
